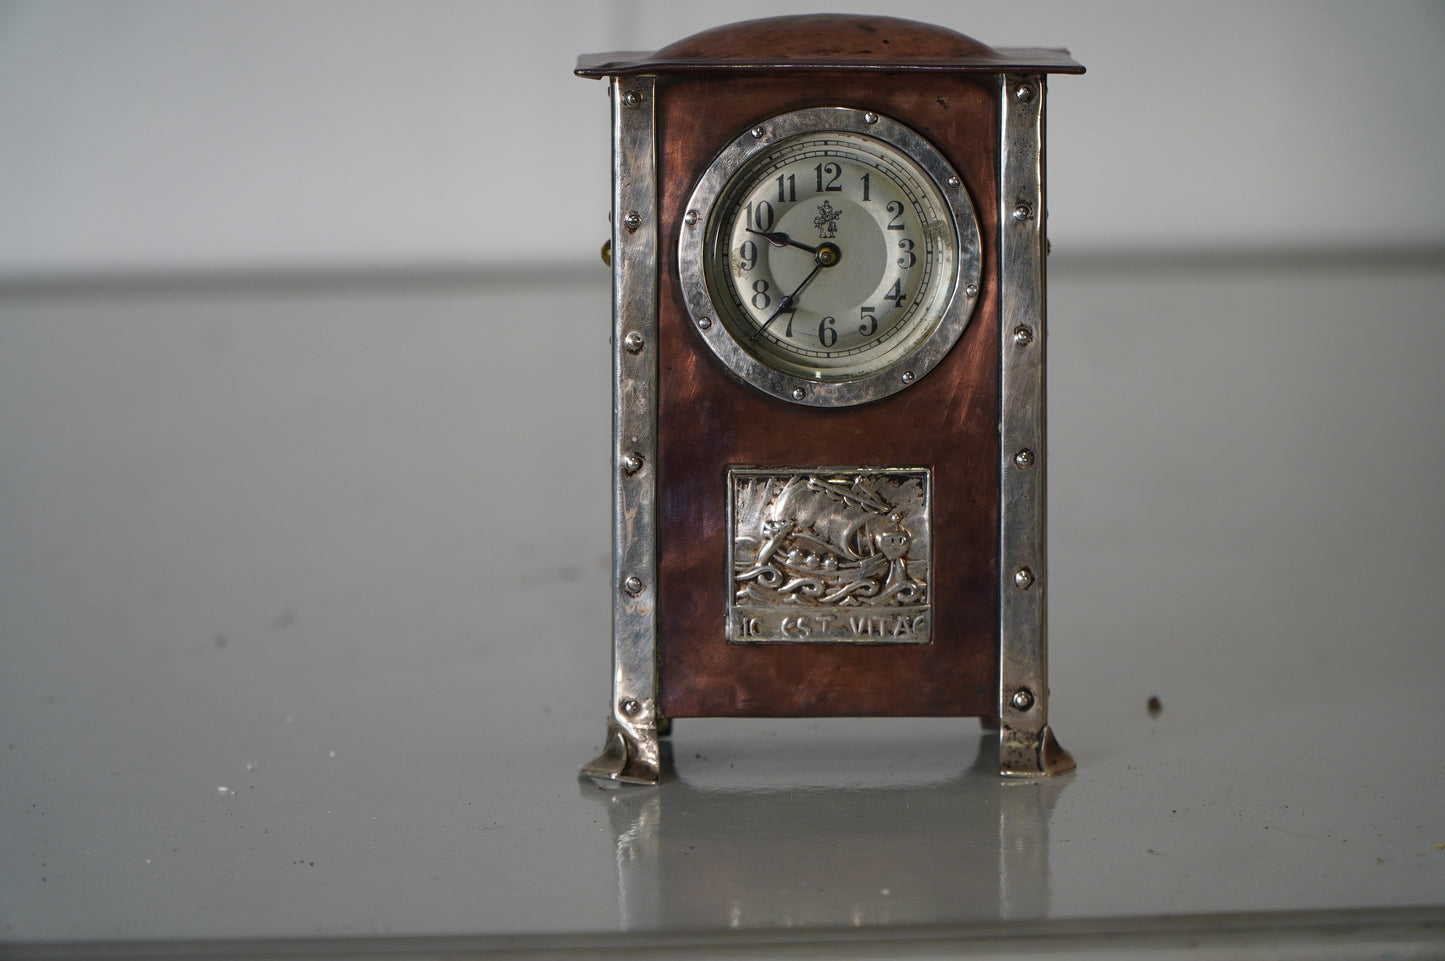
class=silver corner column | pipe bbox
[997,72,1075,778]
[582,74,663,785]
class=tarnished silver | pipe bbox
[728,468,932,645]
[582,75,663,786]
[997,73,1074,778]
[678,107,982,408]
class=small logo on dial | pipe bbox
[813,200,842,239]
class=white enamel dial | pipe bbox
[681,108,981,407]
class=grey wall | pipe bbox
[1,0,1442,280]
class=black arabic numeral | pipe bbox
[750,278,771,310]
[739,240,757,271]
[776,173,796,203]
[814,162,842,192]
[818,315,838,347]
[860,172,870,201]
[883,279,906,308]
[885,201,905,230]
[782,307,797,338]
[858,307,877,337]
[747,200,775,232]
[896,238,915,268]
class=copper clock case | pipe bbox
[577,15,1083,784]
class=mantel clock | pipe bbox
[576,15,1083,783]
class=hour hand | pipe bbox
[745,228,820,255]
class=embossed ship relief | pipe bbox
[728,467,932,644]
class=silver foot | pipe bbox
[581,717,661,785]
[999,724,1075,777]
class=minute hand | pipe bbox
[752,262,824,341]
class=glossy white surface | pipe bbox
[1,261,1443,954]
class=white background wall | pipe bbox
[1,0,1442,280]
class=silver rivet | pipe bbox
[1012,202,1033,223]
[623,331,645,353]
[623,575,644,595]
[751,126,765,139]
[900,371,915,385]
[620,698,641,716]
[1014,83,1034,103]
[1014,567,1035,590]
[622,210,641,232]
[790,387,806,401]
[1014,449,1035,469]
[684,210,698,226]
[863,112,879,124]
[621,452,644,475]
[1012,325,1034,347]
[698,316,712,331]
[965,284,979,299]
[622,90,642,107]
[947,175,961,189]
[1011,688,1035,711]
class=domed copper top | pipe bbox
[577,14,1082,77]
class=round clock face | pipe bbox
[680,107,981,406]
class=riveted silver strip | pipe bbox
[997,73,1073,777]
[582,74,661,784]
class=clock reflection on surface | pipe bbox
[582,723,1069,929]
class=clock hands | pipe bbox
[745,228,821,255]
[750,240,842,341]
[753,263,823,340]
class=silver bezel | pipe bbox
[679,107,982,407]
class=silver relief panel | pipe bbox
[728,467,932,645]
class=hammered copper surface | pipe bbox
[655,73,1002,719]
[653,14,995,65]
[574,14,1084,76]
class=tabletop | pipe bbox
[2,253,1443,958]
